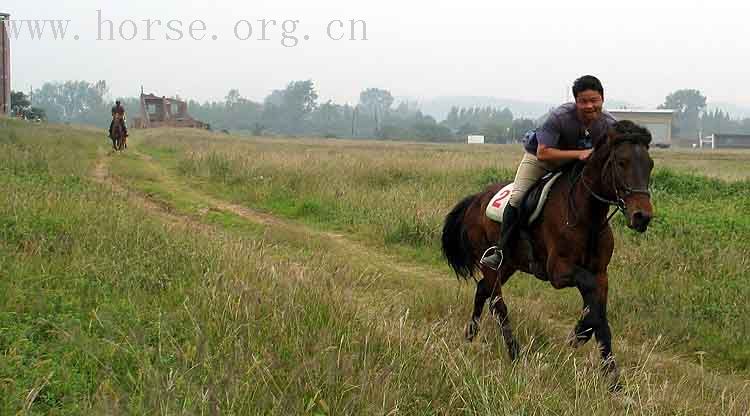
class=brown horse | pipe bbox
[441,120,654,389]
[111,115,126,151]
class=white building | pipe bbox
[467,135,485,144]
[608,109,675,148]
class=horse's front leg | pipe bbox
[569,266,598,348]
[570,267,619,389]
[592,272,619,389]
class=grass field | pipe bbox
[1,118,749,414]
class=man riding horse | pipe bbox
[442,75,654,390]
[481,75,617,269]
[109,100,129,141]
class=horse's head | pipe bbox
[592,120,654,232]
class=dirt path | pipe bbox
[92,149,449,326]
[91,151,217,234]
[90,149,750,403]
[132,149,443,282]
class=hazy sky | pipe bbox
[4,0,750,109]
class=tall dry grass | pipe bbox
[2,121,749,414]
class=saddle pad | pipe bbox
[485,171,564,225]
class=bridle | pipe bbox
[569,137,651,227]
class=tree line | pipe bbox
[657,89,750,137]
[9,81,750,141]
[8,80,535,143]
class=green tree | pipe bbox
[481,122,512,143]
[512,118,536,142]
[215,89,262,131]
[28,107,47,121]
[33,80,110,126]
[10,91,30,114]
[456,122,479,136]
[359,88,394,135]
[225,89,242,107]
[658,89,707,137]
[444,106,461,130]
[412,112,453,142]
[741,118,750,134]
[310,100,351,137]
[9,90,46,121]
[263,80,318,134]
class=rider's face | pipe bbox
[575,90,603,124]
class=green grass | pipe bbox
[131,129,750,374]
[2,120,750,414]
[0,121,462,414]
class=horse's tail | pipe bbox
[442,193,480,280]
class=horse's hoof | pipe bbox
[464,319,479,342]
[602,359,622,392]
[608,377,623,393]
[567,328,592,349]
[568,329,588,349]
[568,307,594,348]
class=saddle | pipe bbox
[485,161,580,226]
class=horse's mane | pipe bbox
[606,120,653,148]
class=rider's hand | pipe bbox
[578,149,593,161]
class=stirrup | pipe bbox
[480,246,503,270]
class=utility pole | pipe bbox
[0,13,11,115]
[351,106,358,137]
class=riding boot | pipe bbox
[109,121,114,139]
[480,205,521,270]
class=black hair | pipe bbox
[572,75,604,99]
[115,100,121,105]
[611,120,652,147]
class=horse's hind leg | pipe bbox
[468,265,520,360]
[490,287,521,361]
[465,277,492,341]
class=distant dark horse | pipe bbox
[441,120,654,389]
[111,115,126,152]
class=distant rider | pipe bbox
[109,100,129,139]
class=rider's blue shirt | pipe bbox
[524,103,616,155]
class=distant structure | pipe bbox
[699,133,750,149]
[467,135,485,144]
[132,87,208,129]
[0,13,10,115]
[608,109,675,148]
